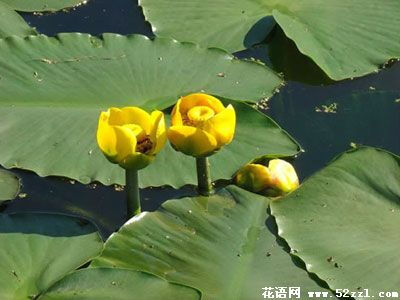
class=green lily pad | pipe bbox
[0,1,37,38]
[271,0,400,80]
[40,268,200,299]
[0,33,296,188]
[270,147,400,298]
[141,0,400,80]
[0,169,20,202]
[140,0,276,53]
[0,213,102,299]
[0,0,89,12]
[91,186,330,299]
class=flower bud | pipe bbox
[235,159,299,195]
[268,159,299,193]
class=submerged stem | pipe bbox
[196,157,213,196]
[125,168,141,219]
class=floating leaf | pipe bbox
[271,0,400,80]
[0,213,102,299]
[92,186,330,299]
[141,0,400,80]
[0,169,20,202]
[271,147,400,297]
[140,0,276,52]
[40,268,200,299]
[0,0,89,12]
[0,1,37,38]
[0,33,295,188]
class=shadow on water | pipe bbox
[266,26,335,85]
[2,168,197,239]
[237,26,340,86]
[243,16,276,49]
[2,168,125,238]
[0,212,98,237]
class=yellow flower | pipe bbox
[235,159,299,194]
[167,93,236,157]
[97,107,166,170]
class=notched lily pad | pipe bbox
[0,1,37,38]
[40,268,201,299]
[271,147,400,298]
[0,213,103,299]
[91,186,330,299]
[141,0,400,80]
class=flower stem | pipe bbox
[125,168,141,219]
[196,157,213,196]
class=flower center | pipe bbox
[123,124,153,154]
[187,106,215,124]
[136,137,153,154]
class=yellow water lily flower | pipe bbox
[168,93,236,157]
[97,107,166,170]
[235,159,299,194]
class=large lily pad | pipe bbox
[0,33,296,188]
[91,186,330,299]
[0,0,89,12]
[271,0,400,80]
[40,268,200,299]
[0,1,37,38]
[0,34,280,109]
[270,147,400,298]
[139,0,276,53]
[0,169,20,202]
[0,213,102,299]
[141,0,400,80]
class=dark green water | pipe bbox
[3,0,399,238]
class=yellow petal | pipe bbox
[122,124,147,141]
[167,125,217,157]
[171,98,183,126]
[119,152,154,170]
[106,107,129,126]
[178,93,225,115]
[235,164,273,192]
[120,107,151,134]
[149,110,167,154]
[97,111,118,162]
[113,125,137,162]
[203,104,236,147]
[268,159,299,193]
